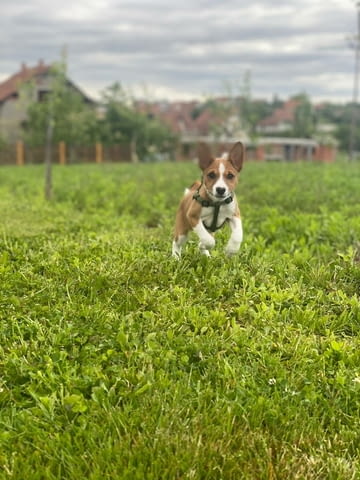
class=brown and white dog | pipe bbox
[172,141,244,258]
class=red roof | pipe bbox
[136,99,224,136]
[0,61,51,103]
[258,99,301,127]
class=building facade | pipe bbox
[0,61,93,143]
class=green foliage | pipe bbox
[334,104,360,151]
[100,83,178,159]
[310,102,360,151]
[22,62,98,147]
[202,75,282,139]
[238,70,261,135]
[0,134,7,150]
[22,72,177,161]
[292,93,316,138]
[204,74,257,138]
[0,160,360,479]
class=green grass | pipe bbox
[0,160,360,479]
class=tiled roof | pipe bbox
[258,99,301,127]
[136,100,221,136]
[0,61,51,103]
[138,97,310,136]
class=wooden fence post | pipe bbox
[255,144,265,162]
[59,141,66,165]
[96,142,103,164]
[16,141,25,166]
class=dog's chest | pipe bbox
[200,201,235,231]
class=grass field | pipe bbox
[0,159,360,479]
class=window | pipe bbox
[38,90,50,102]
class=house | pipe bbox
[136,97,246,139]
[138,97,337,162]
[136,100,209,136]
[256,99,301,134]
[0,60,94,143]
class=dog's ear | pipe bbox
[228,142,244,171]
[197,142,213,171]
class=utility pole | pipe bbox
[349,1,360,162]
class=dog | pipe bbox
[172,141,244,258]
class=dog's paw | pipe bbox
[172,242,181,259]
[172,251,181,260]
[225,241,240,256]
[200,235,215,249]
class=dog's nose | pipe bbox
[216,187,226,196]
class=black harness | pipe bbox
[193,189,233,233]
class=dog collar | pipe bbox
[192,190,233,208]
[193,189,233,232]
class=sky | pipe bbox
[0,0,358,103]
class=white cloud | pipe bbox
[0,0,358,102]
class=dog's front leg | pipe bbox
[225,216,243,256]
[172,234,188,259]
[193,221,215,256]
[187,204,215,256]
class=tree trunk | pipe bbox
[131,135,138,163]
[45,117,53,200]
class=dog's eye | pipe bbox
[227,173,235,180]
[207,172,216,179]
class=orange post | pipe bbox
[16,141,25,166]
[255,145,265,162]
[95,142,103,164]
[59,141,66,165]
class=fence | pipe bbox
[179,137,337,163]
[0,141,132,166]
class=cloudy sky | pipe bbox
[0,0,358,102]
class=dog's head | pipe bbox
[197,142,244,200]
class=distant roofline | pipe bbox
[0,61,96,104]
[181,135,319,147]
[0,61,51,103]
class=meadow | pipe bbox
[0,159,360,479]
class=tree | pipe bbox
[239,70,256,134]
[100,83,177,161]
[292,93,316,138]
[23,66,98,149]
[204,71,272,139]
[0,134,7,150]
[335,103,360,151]
[21,53,99,199]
